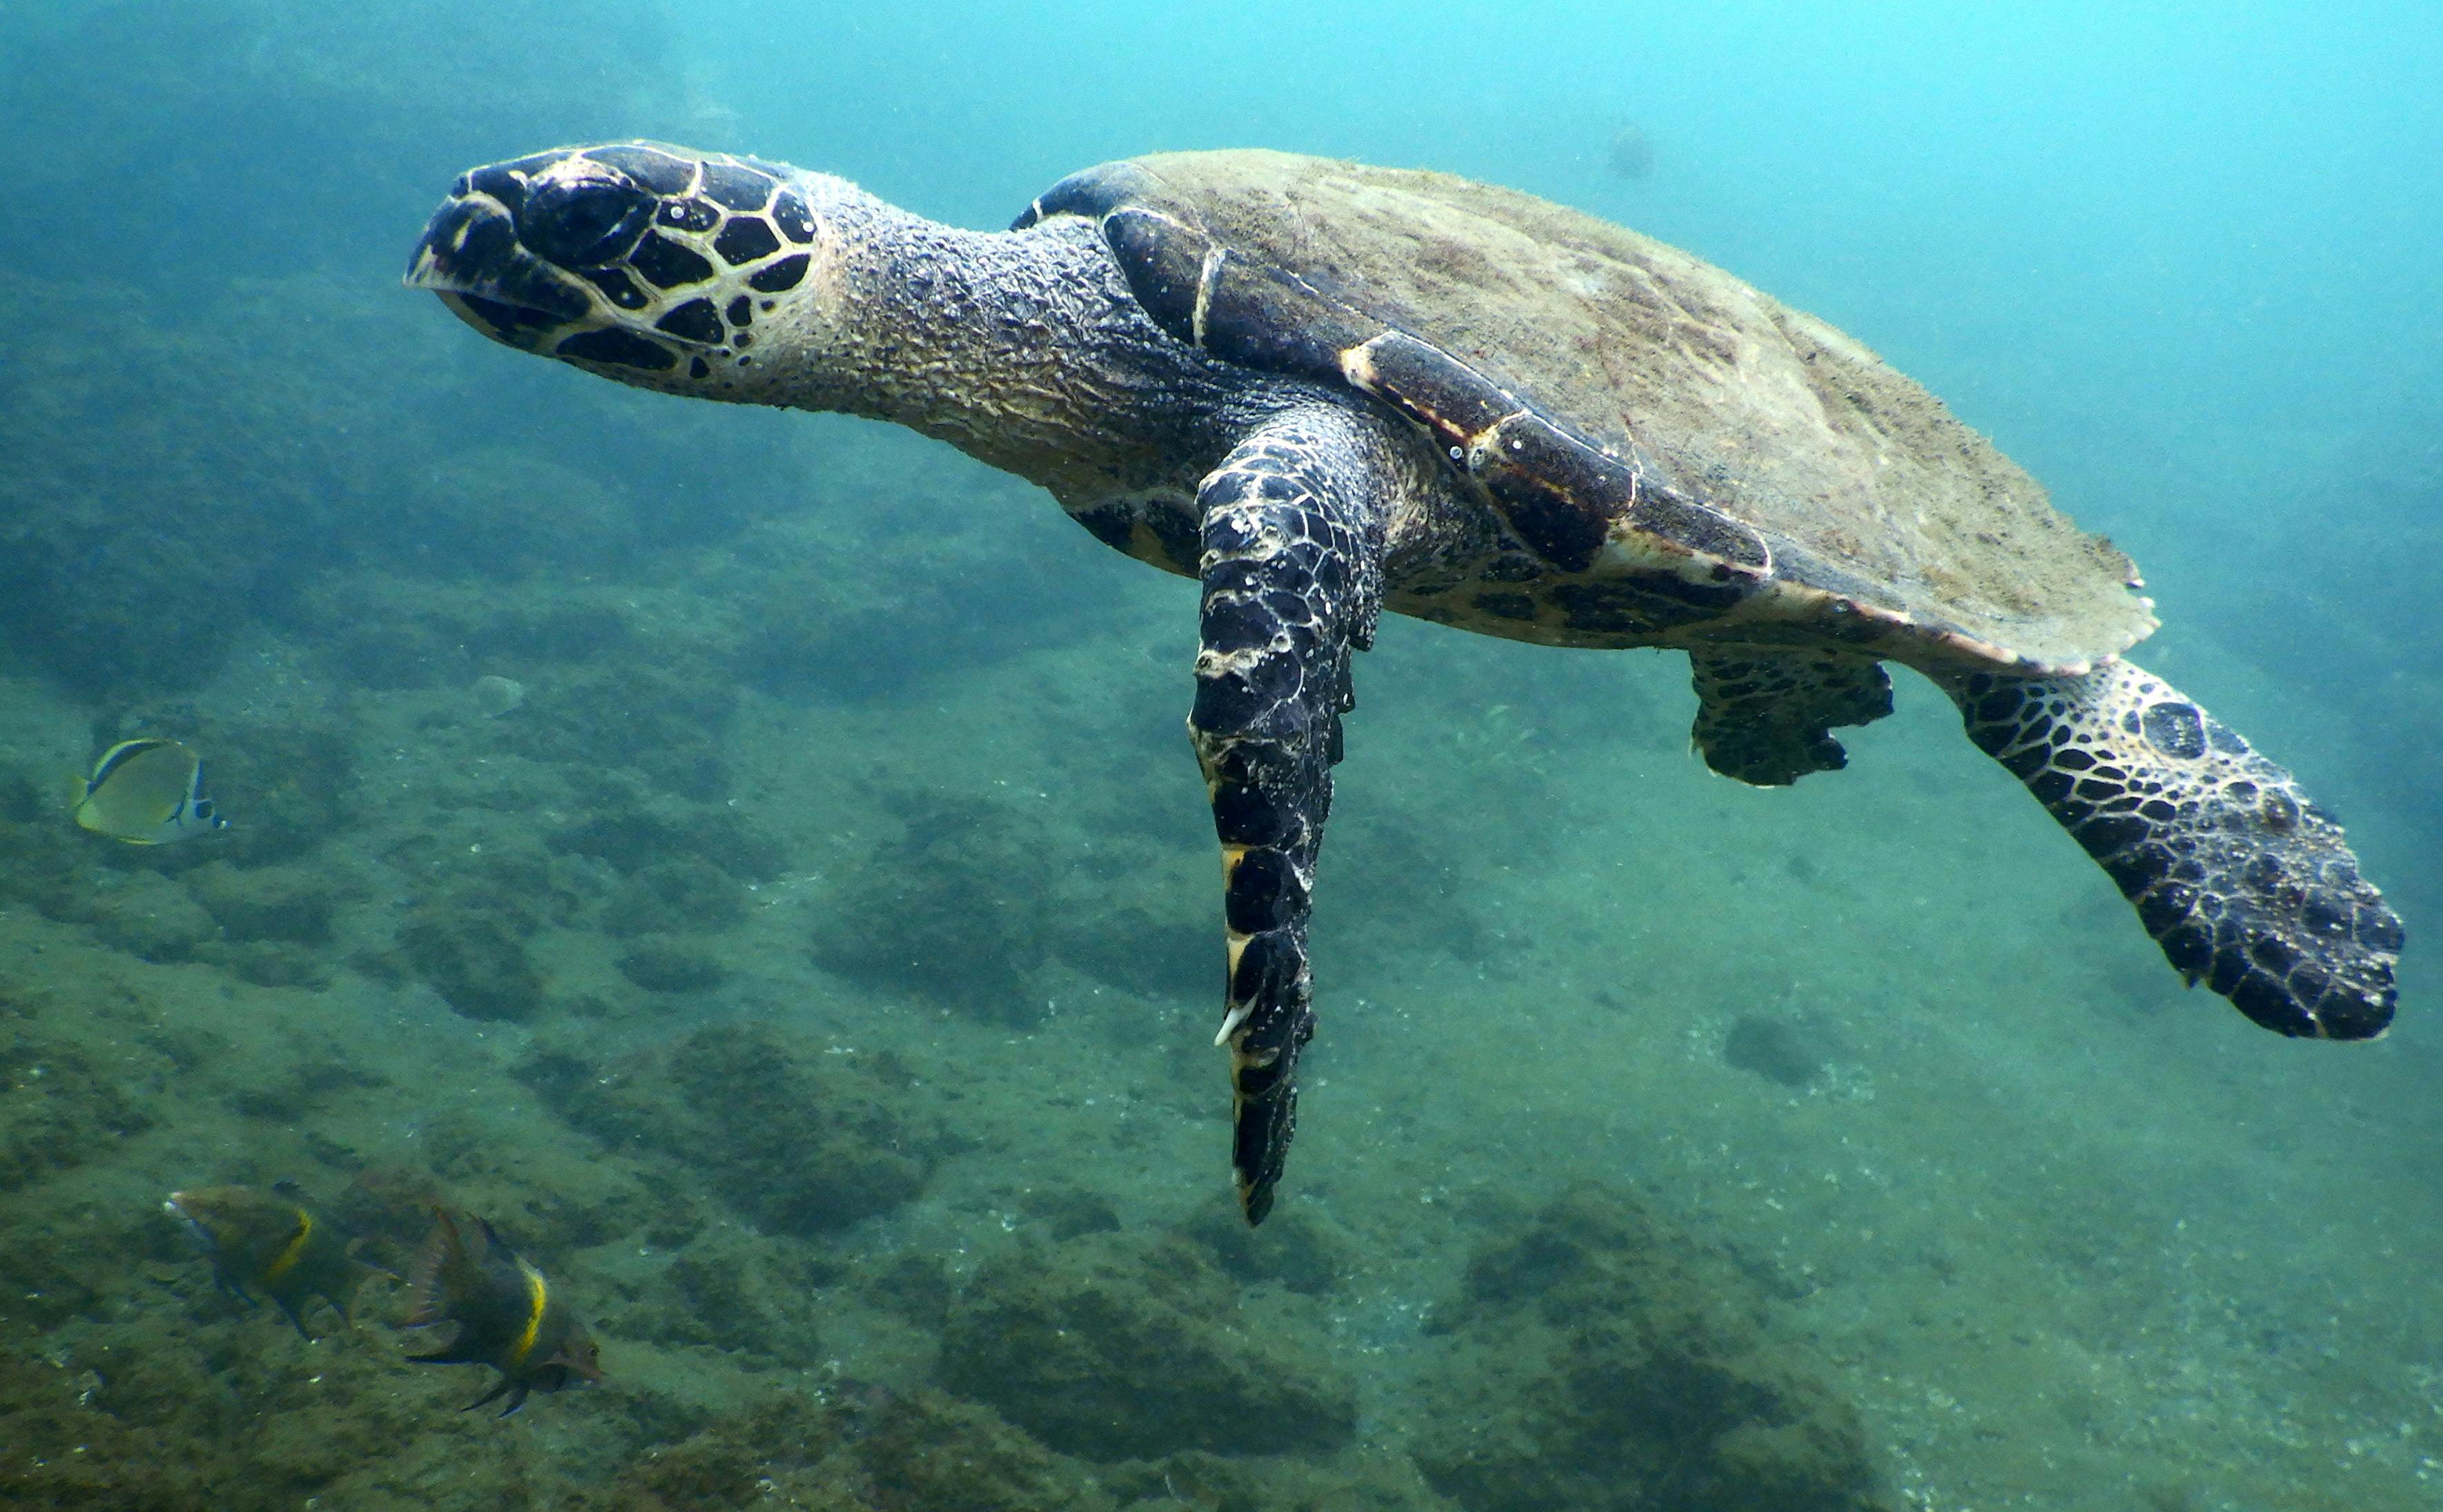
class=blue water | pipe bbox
[1,3,2435,1509]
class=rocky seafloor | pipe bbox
[0,395,1913,1507]
[3,366,2439,1508]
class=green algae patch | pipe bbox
[810,789,1209,1028]
[809,793,1055,1026]
[602,858,750,937]
[1178,1193,1354,1298]
[614,936,731,994]
[188,860,354,990]
[1411,1182,1894,1512]
[1720,1011,1840,1090]
[1097,1449,1453,1512]
[537,1021,951,1237]
[940,1231,1358,1463]
[856,1388,1122,1512]
[398,893,547,1022]
[0,1027,156,1195]
[655,1233,828,1363]
[505,662,744,806]
[547,785,781,881]
[186,862,340,947]
[566,1383,1120,1512]
[72,872,222,963]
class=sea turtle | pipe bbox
[408,144,2404,1221]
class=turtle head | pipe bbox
[407,141,844,397]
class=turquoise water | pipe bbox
[1,3,2436,1508]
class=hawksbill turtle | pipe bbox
[408,144,2404,1221]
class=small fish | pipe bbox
[404,1208,601,1415]
[75,739,227,844]
[469,674,527,718]
[166,1185,385,1338]
[1606,123,1656,180]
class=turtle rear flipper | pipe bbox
[1945,662,2402,1038]
[1191,404,1394,1224]
[1689,649,1894,786]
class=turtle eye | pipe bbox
[516,175,654,269]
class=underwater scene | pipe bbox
[2,2,2437,1508]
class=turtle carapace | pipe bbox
[409,144,2404,1224]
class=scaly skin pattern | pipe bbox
[1189,405,1393,1222]
[1686,649,1894,786]
[1940,662,2400,1038]
[409,141,2408,1222]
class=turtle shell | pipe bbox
[1017,150,2155,671]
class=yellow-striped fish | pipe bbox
[75,739,226,843]
[166,1185,384,1337]
[405,1208,601,1415]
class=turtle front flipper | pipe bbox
[1191,404,1394,1224]
[1942,661,2402,1039]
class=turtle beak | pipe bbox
[405,185,593,351]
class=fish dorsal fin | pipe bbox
[85,739,171,794]
[405,1207,476,1325]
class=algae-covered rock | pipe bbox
[509,663,743,805]
[579,1388,842,1510]
[665,1248,810,1358]
[1721,1011,1840,1090]
[547,783,781,880]
[731,536,1124,705]
[0,768,48,826]
[185,861,338,945]
[183,850,364,988]
[0,1030,156,1194]
[195,939,333,990]
[585,1382,1118,1512]
[811,792,1207,1027]
[940,1231,1358,1462]
[542,1021,948,1236]
[614,936,730,994]
[222,1050,389,1124]
[602,857,750,936]
[77,871,222,962]
[398,893,546,1021]
[182,712,361,867]
[1102,1450,1454,1512]
[1411,1182,1893,1512]
[1016,1184,1122,1241]
[859,1387,1121,1512]
[859,1250,956,1331]
[605,1225,830,1364]
[809,794,1046,1025]
[1180,1193,1353,1298]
